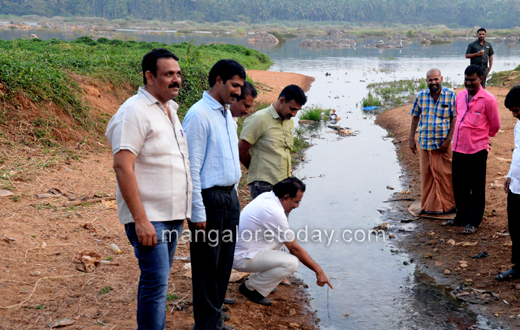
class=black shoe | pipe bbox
[222,311,231,322]
[239,281,272,306]
[223,298,236,305]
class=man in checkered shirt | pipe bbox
[409,68,457,215]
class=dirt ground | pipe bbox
[376,86,520,327]
[0,71,317,329]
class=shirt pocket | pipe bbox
[467,110,483,127]
[434,105,450,119]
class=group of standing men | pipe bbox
[409,29,500,235]
[106,48,331,330]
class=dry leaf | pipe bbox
[73,251,101,273]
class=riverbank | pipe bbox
[0,70,317,329]
[376,86,520,328]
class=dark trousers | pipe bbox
[508,191,520,272]
[452,150,488,227]
[249,180,274,200]
[189,186,240,330]
[481,66,489,89]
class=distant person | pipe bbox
[409,68,456,215]
[239,85,307,199]
[443,65,500,234]
[105,48,192,329]
[230,81,257,119]
[496,86,520,281]
[182,59,245,330]
[233,177,333,306]
[465,27,494,88]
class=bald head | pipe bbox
[426,68,441,78]
[426,68,443,96]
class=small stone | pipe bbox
[388,234,395,239]
[289,323,300,329]
[403,261,409,265]
[435,261,442,266]
[447,239,456,246]
[29,271,40,276]
[428,231,436,236]
[433,248,439,253]
[495,313,499,317]
[390,249,399,253]
[444,269,451,275]
[288,308,296,316]
[424,253,433,259]
[386,185,394,190]
[460,263,468,268]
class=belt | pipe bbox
[204,185,235,193]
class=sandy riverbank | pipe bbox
[0,70,317,329]
[376,86,520,327]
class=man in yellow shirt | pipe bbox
[239,85,307,199]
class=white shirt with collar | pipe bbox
[105,87,192,224]
[508,120,520,194]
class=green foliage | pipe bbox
[98,286,113,295]
[299,108,323,121]
[361,92,382,108]
[166,293,179,301]
[0,38,272,135]
[5,0,520,28]
[268,31,286,43]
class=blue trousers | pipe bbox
[125,220,183,330]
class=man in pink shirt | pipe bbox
[443,65,500,234]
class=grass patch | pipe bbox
[361,91,382,107]
[299,108,322,121]
[98,286,113,295]
[166,293,179,301]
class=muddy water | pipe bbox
[3,29,519,329]
[269,57,517,329]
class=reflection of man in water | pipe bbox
[409,68,456,215]
[233,177,333,306]
[239,85,307,199]
[465,27,494,88]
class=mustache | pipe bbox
[169,82,180,88]
[230,93,240,99]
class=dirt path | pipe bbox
[247,70,315,104]
[376,86,520,327]
[0,72,316,329]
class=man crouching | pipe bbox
[233,177,333,306]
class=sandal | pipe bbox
[495,268,520,281]
[463,224,476,234]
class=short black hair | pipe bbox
[477,27,487,34]
[208,59,246,87]
[237,81,257,101]
[142,48,179,86]
[278,85,307,106]
[465,65,484,78]
[505,86,520,109]
[273,177,306,199]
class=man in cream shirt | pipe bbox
[105,48,192,330]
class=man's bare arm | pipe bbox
[238,139,252,169]
[465,50,484,59]
[113,150,157,247]
[409,116,420,155]
[440,115,457,153]
[284,239,333,288]
[489,55,493,71]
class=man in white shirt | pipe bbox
[233,177,333,305]
[496,86,520,281]
[105,48,192,329]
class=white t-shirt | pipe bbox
[508,120,520,194]
[234,191,295,267]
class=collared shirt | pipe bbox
[453,88,500,154]
[233,191,295,269]
[105,87,192,225]
[410,87,456,150]
[508,120,520,194]
[182,91,241,223]
[466,40,494,68]
[240,105,293,185]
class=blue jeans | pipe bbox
[125,220,184,330]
